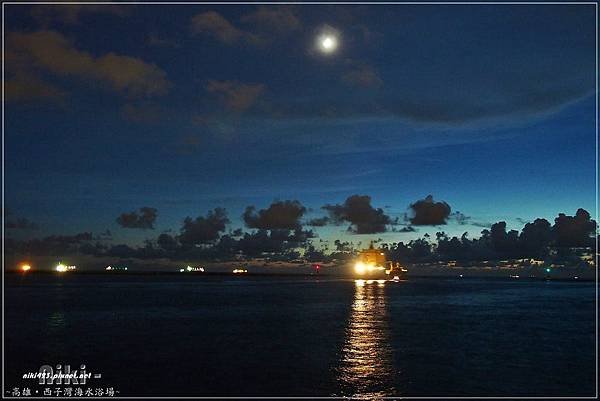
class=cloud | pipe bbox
[191,8,300,46]
[179,208,230,245]
[409,195,451,226]
[191,11,258,45]
[553,208,597,248]
[395,226,416,233]
[6,218,39,230]
[95,229,112,241]
[450,211,471,225]
[31,3,129,25]
[6,30,170,99]
[306,216,330,227]
[206,80,265,112]
[240,6,301,33]
[247,7,593,126]
[243,200,306,231]
[519,218,552,256]
[323,195,391,234]
[4,72,66,103]
[471,221,493,228]
[5,232,93,256]
[93,53,170,97]
[341,64,383,88]
[157,233,179,252]
[116,207,157,229]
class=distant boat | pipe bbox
[353,243,407,280]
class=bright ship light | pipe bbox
[182,265,204,272]
[56,263,76,272]
[354,262,367,274]
[21,264,31,272]
[354,262,385,275]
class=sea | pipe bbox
[4,274,597,398]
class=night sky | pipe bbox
[4,4,597,247]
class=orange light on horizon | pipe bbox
[21,264,31,272]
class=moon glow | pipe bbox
[317,34,339,54]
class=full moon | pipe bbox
[318,34,338,54]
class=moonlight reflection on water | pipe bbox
[338,280,396,398]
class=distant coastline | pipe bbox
[5,260,595,281]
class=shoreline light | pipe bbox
[21,264,31,272]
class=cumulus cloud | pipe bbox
[323,195,391,234]
[518,218,552,256]
[240,6,301,33]
[116,207,157,229]
[191,8,300,46]
[179,208,230,246]
[206,80,265,112]
[5,30,170,100]
[553,208,597,247]
[157,233,178,252]
[191,11,258,45]
[243,200,306,231]
[409,195,451,226]
[4,72,66,102]
[6,232,93,256]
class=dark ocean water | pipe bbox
[4,274,597,398]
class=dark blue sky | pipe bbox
[4,4,597,245]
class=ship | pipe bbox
[353,243,407,280]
